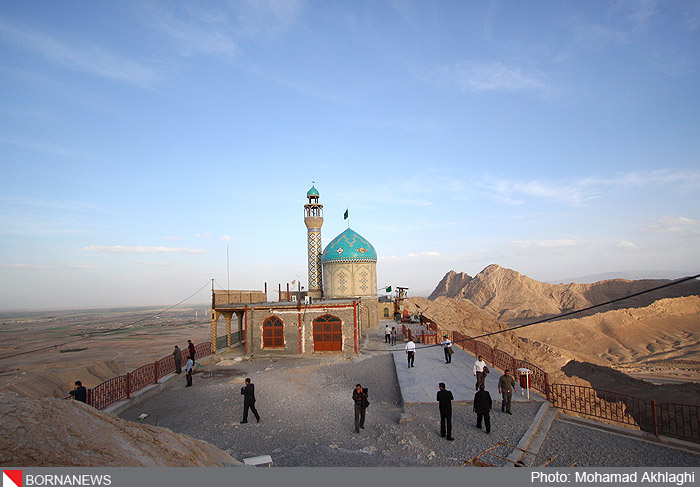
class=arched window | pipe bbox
[263,316,284,348]
[383,307,390,318]
[312,314,342,351]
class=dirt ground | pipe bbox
[0,306,211,398]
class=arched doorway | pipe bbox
[263,315,284,348]
[313,314,342,351]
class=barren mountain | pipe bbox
[405,296,700,406]
[518,296,700,372]
[427,270,472,300]
[429,264,700,323]
[0,392,240,467]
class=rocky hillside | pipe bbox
[427,270,472,300]
[518,296,700,366]
[405,296,700,406]
[0,393,241,467]
[429,264,700,323]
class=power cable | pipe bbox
[358,273,700,352]
[0,280,213,361]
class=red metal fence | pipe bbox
[401,317,700,443]
[85,342,211,410]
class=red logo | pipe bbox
[3,471,22,487]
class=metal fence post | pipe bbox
[126,372,131,399]
[154,361,159,384]
[651,400,658,437]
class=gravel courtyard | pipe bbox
[118,343,700,467]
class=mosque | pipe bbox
[209,186,381,356]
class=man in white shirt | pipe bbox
[473,355,488,391]
[405,338,415,368]
[184,355,194,387]
[442,335,452,364]
[385,324,391,343]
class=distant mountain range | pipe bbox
[555,270,692,284]
[428,264,700,323]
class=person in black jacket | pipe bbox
[436,382,454,440]
[473,384,492,433]
[352,384,368,433]
[240,378,260,423]
[69,381,87,403]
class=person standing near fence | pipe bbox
[473,355,488,390]
[436,382,454,440]
[172,345,182,374]
[184,355,193,387]
[390,326,397,346]
[68,381,87,403]
[405,337,415,368]
[498,369,517,414]
[473,384,492,433]
[187,340,196,364]
[442,335,453,364]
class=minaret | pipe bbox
[304,185,324,300]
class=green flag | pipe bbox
[344,208,348,220]
[386,286,392,293]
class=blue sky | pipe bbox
[1,1,699,310]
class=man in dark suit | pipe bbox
[473,384,492,433]
[436,382,454,441]
[240,378,260,423]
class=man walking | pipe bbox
[473,355,488,390]
[384,324,391,343]
[442,335,452,364]
[240,378,260,423]
[184,355,193,387]
[498,369,517,414]
[405,337,415,368]
[172,345,182,374]
[352,383,369,433]
[436,383,454,441]
[390,326,397,346]
[474,384,492,433]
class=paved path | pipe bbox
[379,321,545,405]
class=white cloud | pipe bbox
[617,240,638,249]
[643,216,700,237]
[483,169,700,206]
[0,18,157,87]
[147,5,239,57]
[134,261,176,267]
[220,235,234,241]
[438,61,552,96]
[83,245,207,254]
[510,238,591,249]
[2,263,94,270]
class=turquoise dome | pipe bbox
[307,186,320,197]
[322,228,377,263]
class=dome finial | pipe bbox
[307,184,320,198]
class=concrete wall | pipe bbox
[243,303,358,356]
[213,290,267,306]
